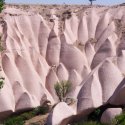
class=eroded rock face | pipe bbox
[47,102,75,125]
[101,108,122,124]
[1,5,125,123]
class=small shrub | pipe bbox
[0,44,4,52]
[73,121,104,125]
[4,105,49,125]
[0,0,5,13]
[0,35,4,52]
[88,109,101,121]
[112,112,125,125]
[0,77,4,89]
[89,38,97,44]
[20,112,35,120]
[4,116,25,125]
[54,80,71,102]
[33,105,49,115]
[62,10,72,20]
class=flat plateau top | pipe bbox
[4,3,125,20]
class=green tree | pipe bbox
[89,0,96,5]
[54,80,71,102]
[0,0,5,13]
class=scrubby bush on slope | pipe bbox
[0,0,4,13]
[54,80,71,102]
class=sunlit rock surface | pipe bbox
[1,4,125,123]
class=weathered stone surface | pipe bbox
[101,108,122,124]
[1,5,125,123]
[46,102,75,125]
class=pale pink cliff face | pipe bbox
[1,5,125,123]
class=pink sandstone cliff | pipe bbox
[0,4,125,124]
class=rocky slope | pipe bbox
[0,4,125,124]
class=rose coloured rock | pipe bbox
[0,4,125,124]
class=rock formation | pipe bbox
[0,4,125,124]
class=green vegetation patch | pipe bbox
[73,121,105,125]
[0,0,5,13]
[54,80,71,102]
[3,105,49,125]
